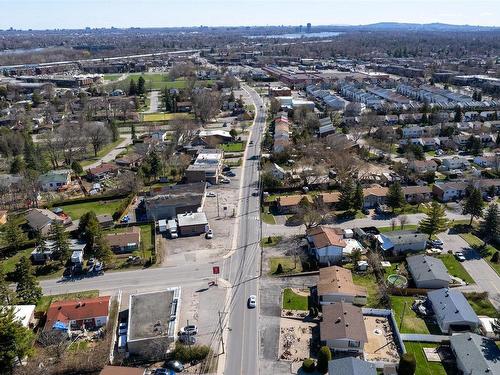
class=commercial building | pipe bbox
[185,149,224,184]
[127,288,181,359]
[177,212,209,236]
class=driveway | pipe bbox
[83,135,132,171]
[145,90,160,113]
[437,230,500,310]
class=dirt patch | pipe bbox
[363,316,400,363]
[278,318,317,363]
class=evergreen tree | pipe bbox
[9,156,25,174]
[49,221,70,264]
[398,353,416,375]
[386,182,405,212]
[149,150,162,179]
[454,106,463,122]
[128,79,137,96]
[14,256,42,304]
[131,123,137,140]
[78,211,102,250]
[71,160,84,175]
[353,182,364,211]
[463,187,484,226]
[317,346,332,374]
[95,236,113,263]
[108,120,120,142]
[137,76,146,95]
[0,306,35,371]
[163,88,172,112]
[0,269,17,305]
[418,202,449,239]
[470,136,482,156]
[481,204,499,242]
[338,178,354,211]
[2,221,27,253]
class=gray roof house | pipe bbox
[427,288,479,333]
[406,255,451,289]
[450,333,500,375]
[26,208,64,235]
[377,231,428,255]
[327,357,376,375]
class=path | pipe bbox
[83,135,132,171]
[145,90,160,113]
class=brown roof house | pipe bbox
[86,163,119,181]
[306,226,346,266]
[105,227,141,254]
[402,186,432,204]
[275,194,313,214]
[363,186,389,208]
[100,366,145,375]
[316,266,368,306]
[316,192,341,208]
[408,160,438,174]
[320,302,368,354]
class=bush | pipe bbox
[491,251,499,263]
[302,358,315,373]
[172,343,211,364]
[398,353,416,375]
[112,194,134,220]
[317,346,332,374]
[275,263,283,274]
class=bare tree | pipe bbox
[86,123,111,157]
[192,89,221,123]
[399,215,409,230]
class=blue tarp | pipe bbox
[52,321,68,330]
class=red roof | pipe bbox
[45,296,110,330]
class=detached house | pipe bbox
[450,333,500,375]
[402,186,432,203]
[26,208,65,236]
[320,302,367,354]
[441,156,469,171]
[45,296,111,332]
[377,231,428,255]
[87,163,119,181]
[315,266,367,306]
[432,182,468,202]
[275,195,313,214]
[105,227,141,253]
[406,254,451,289]
[362,186,388,208]
[39,169,72,192]
[408,160,438,174]
[306,226,346,265]
[427,289,479,333]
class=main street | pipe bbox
[222,84,265,375]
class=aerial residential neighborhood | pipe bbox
[0,2,500,375]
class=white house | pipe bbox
[306,226,346,265]
[441,157,469,171]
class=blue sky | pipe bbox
[0,0,498,30]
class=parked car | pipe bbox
[251,191,259,197]
[247,295,257,309]
[484,196,493,202]
[166,360,184,373]
[221,178,231,184]
[118,322,127,335]
[179,325,198,335]
[206,192,216,197]
[225,171,236,177]
[249,140,254,145]
[222,165,231,172]
[455,252,466,262]
[120,215,130,223]
[206,229,213,239]
[429,239,443,248]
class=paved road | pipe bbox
[437,230,500,310]
[40,262,213,296]
[145,90,160,113]
[223,84,265,375]
[83,135,132,171]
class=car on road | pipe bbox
[205,229,213,239]
[221,178,231,184]
[249,140,253,145]
[224,171,236,177]
[166,361,184,373]
[455,252,466,262]
[118,322,127,335]
[179,325,198,335]
[206,192,216,197]
[484,196,493,202]
[247,295,256,308]
[155,368,176,375]
[251,191,259,197]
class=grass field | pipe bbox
[282,288,308,311]
[390,296,430,334]
[261,236,282,248]
[438,254,475,284]
[105,224,153,261]
[261,206,276,225]
[351,272,379,307]
[269,257,302,275]
[378,224,419,233]
[404,342,448,375]
[221,142,245,153]
[80,137,126,166]
[57,198,126,220]
[140,112,194,122]
[36,290,99,313]
[464,292,499,317]
[103,73,215,91]
[0,247,33,274]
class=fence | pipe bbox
[362,307,406,355]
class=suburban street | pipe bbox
[222,84,265,375]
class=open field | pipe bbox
[221,142,245,152]
[57,198,126,220]
[140,112,194,122]
[103,73,215,91]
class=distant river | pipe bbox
[248,31,342,39]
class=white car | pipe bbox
[206,192,216,197]
[248,295,257,309]
[455,252,466,262]
[205,229,213,239]
[180,325,198,335]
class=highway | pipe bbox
[223,84,265,375]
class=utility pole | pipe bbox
[216,193,220,217]
[218,311,225,355]
[399,301,407,331]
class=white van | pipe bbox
[118,334,127,353]
[167,219,178,239]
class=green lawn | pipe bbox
[344,264,380,307]
[269,257,302,275]
[460,233,500,275]
[0,247,33,274]
[221,142,245,153]
[104,224,154,267]
[261,206,276,225]
[261,236,282,248]
[36,290,99,313]
[104,73,215,91]
[80,137,126,166]
[282,288,308,310]
[464,292,499,317]
[140,112,194,122]
[57,198,126,220]
[378,224,419,233]
[103,74,122,81]
[390,296,430,334]
[404,342,447,375]
[438,254,475,284]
